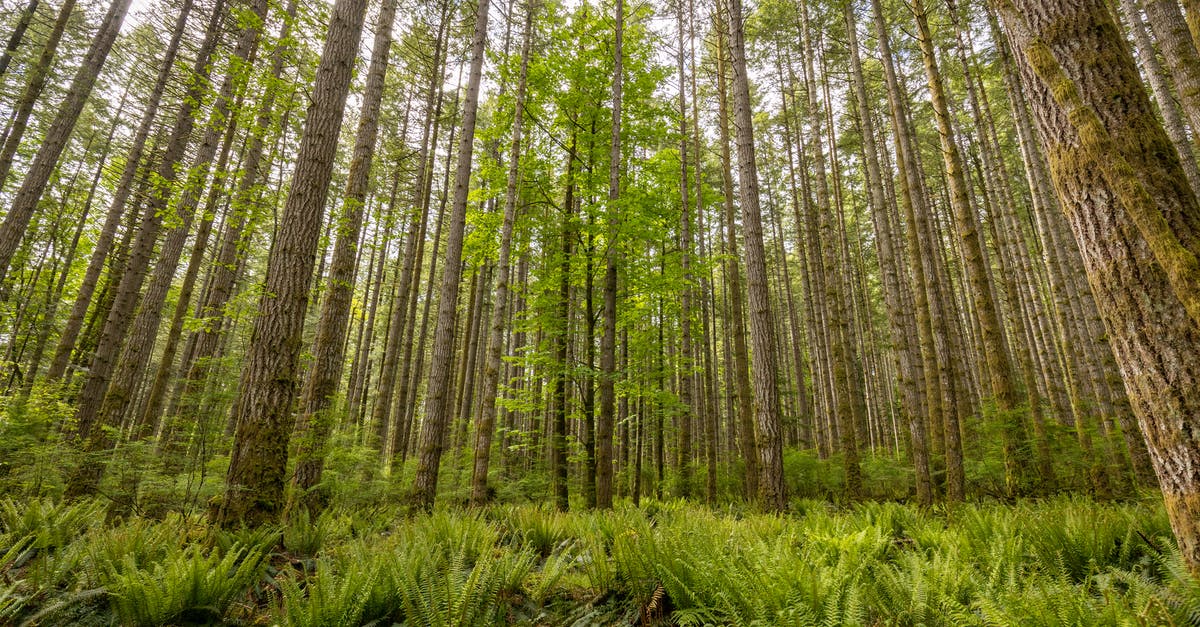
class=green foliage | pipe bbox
[0,494,1193,625]
[0,497,103,551]
[0,385,76,496]
[273,544,395,627]
[98,543,267,625]
[395,539,536,626]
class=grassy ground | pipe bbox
[0,494,1196,625]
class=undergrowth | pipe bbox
[0,494,1193,625]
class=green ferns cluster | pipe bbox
[0,495,1197,625]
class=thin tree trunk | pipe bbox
[596,0,621,510]
[469,0,533,502]
[1118,0,1200,196]
[844,2,931,505]
[0,0,39,82]
[0,0,133,280]
[1142,0,1200,138]
[373,0,451,459]
[714,17,756,499]
[66,0,230,454]
[411,0,492,510]
[675,0,694,500]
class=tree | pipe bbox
[0,0,39,81]
[45,0,196,384]
[471,0,536,507]
[217,0,370,527]
[596,0,621,510]
[291,0,398,513]
[997,0,1200,574]
[411,0,491,511]
[720,0,785,510]
[0,0,134,281]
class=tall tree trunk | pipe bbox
[714,16,756,499]
[596,0,621,510]
[411,0,491,510]
[551,135,577,513]
[216,0,369,527]
[721,0,785,510]
[291,0,397,513]
[21,83,126,390]
[470,2,534,507]
[0,0,74,191]
[998,0,1200,574]
[799,3,862,498]
[46,0,195,383]
[913,0,1029,494]
[1118,0,1200,195]
[373,0,450,461]
[1142,0,1200,139]
[66,0,230,454]
[0,0,38,82]
[675,0,695,500]
[162,0,300,465]
[844,2,931,505]
[870,0,959,500]
[97,69,243,444]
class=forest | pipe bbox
[0,0,1198,622]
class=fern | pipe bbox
[0,498,104,553]
[102,543,267,625]
[273,557,384,627]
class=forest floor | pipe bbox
[0,493,1195,625]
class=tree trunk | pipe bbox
[411,0,492,510]
[216,0,369,527]
[0,0,73,192]
[596,0,621,511]
[714,16,756,499]
[66,0,230,453]
[999,0,1200,574]
[1142,0,1200,139]
[45,0,193,383]
[0,0,39,82]
[291,0,397,514]
[162,0,299,466]
[914,0,1030,494]
[471,3,534,507]
[721,0,785,510]
[844,1,931,505]
[675,0,695,500]
[0,0,132,280]
[799,2,862,498]
[1119,0,1200,196]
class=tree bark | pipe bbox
[999,0,1200,574]
[291,0,397,513]
[596,0,621,510]
[714,14,756,499]
[721,0,785,510]
[844,2,931,505]
[0,0,133,280]
[411,0,491,510]
[217,0,369,527]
